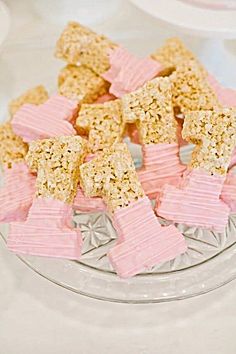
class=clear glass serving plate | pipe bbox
[1,21,236,303]
[1,143,236,303]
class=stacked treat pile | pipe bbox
[1,22,236,278]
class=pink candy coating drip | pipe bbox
[138,143,186,200]
[108,197,187,278]
[73,187,106,213]
[12,94,77,142]
[0,163,36,223]
[221,171,236,212]
[156,169,230,233]
[8,197,82,260]
[102,47,163,98]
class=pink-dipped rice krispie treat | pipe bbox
[76,99,124,153]
[8,136,87,260]
[74,99,124,212]
[9,85,49,117]
[80,143,187,278]
[0,123,36,222]
[55,22,117,76]
[122,77,186,199]
[156,108,236,232]
[58,64,110,104]
[169,60,220,115]
[102,47,162,97]
[11,94,78,142]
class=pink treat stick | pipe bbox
[108,197,187,278]
[0,163,36,223]
[221,171,236,212]
[12,94,77,142]
[102,47,163,98]
[156,169,229,233]
[138,143,186,200]
[8,197,82,260]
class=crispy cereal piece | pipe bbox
[80,143,145,213]
[55,22,117,75]
[0,123,28,168]
[58,64,109,103]
[170,60,220,114]
[76,99,124,153]
[9,85,49,117]
[122,77,177,144]
[183,108,236,175]
[151,37,202,72]
[26,136,87,204]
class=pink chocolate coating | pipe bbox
[102,47,163,98]
[73,187,106,213]
[8,197,82,260]
[138,143,186,200]
[108,197,187,278]
[221,171,236,212]
[11,94,77,142]
[0,162,36,223]
[156,169,229,233]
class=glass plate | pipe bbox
[1,23,236,303]
[1,143,236,303]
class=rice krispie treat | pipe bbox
[76,99,124,153]
[58,64,109,103]
[0,123,35,222]
[55,22,117,75]
[151,37,201,72]
[80,143,186,278]
[170,60,220,114]
[122,78,185,199]
[9,85,49,117]
[26,136,87,204]
[156,108,236,232]
[12,94,77,143]
[0,123,28,168]
[122,77,177,144]
[183,108,236,175]
[8,136,87,260]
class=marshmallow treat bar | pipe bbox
[183,108,236,175]
[170,60,220,115]
[0,123,36,222]
[122,77,177,145]
[156,109,236,232]
[122,77,185,199]
[76,99,124,153]
[151,38,202,72]
[0,123,28,168]
[8,136,87,260]
[26,136,87,204]
[9,85,49,117]
[80,143,186,278]
[55,22,117,75]
[58,64,109,103]
[80,143,144,212]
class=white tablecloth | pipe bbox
[0,1,236,353]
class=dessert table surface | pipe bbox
[0,1,236,353]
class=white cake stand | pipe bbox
[130,0,236,87]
